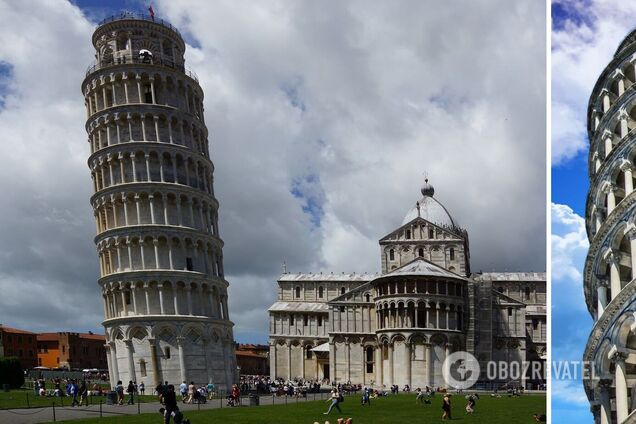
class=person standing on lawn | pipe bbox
[442,393,452,420]
[161,384,180,424]
[324,389,343,415]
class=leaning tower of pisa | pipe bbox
[583,29,636,423]
[81,13,237,390]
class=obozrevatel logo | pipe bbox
[442,351,480,389]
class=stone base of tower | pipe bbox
[104,317,237,393]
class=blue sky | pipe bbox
[551,0,636,422]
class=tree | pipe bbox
[0,357,24,389]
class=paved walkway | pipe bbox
[0,393,331,423]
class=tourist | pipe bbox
[70,380,79,407]
[465,394,476,414]
[79,381,88,406]
[442,393,452,420]
[361,387,370,406]
[160,384,179,424]
[324,389,343,415]
[115,380,124,405]
[231,383,241,406]
[207,381,215,399]
[180,381,188,403]
[127,380,135,405]
[187,381,196,404]
[139,381,145,395]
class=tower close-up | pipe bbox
[81,13,237,390]
[582,29,636,424]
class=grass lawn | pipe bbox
[51,393,546,423]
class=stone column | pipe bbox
[177,337,186,383]
[131,285,138,314]
[425,343,432,387]
[598,380,611,424]
[186,286,193,315]
[158,283,165,315]
[629,230,636,282]
[388,343,394,384]
[287,342,292,381]
[148,338,160,387]
[361,344,366,385]
[125,339,136,382]
[622,161,634,195]
[614,352,629,422]
[144,284,151,314]
[330,341,336,384]
[405,341,412,387]
[269,341,277,380]
[375,345,384,386]
[609,253,621,300]
[105,344,114,387]
[606,184,616,214]
[109,341,119,384]
[345,340,351,383]
[173,284,180,315]
[604,134,613,157]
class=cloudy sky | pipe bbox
[551,0,636,422]
[0,0,545,350]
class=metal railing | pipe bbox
[98,13,181,38]
[85,52,198,82]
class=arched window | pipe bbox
[143,84,153,103]
[306,346,313,359]
[290,314,295,325]
[365,293,371,302]
[365,346,374,373]
[525,286,531,300]
[295,286,301,299]
[449,248,455,260]
[341,287,346,295]
[418,248,424,257]
[406,229,411,239]
[389,249,395,261]
[318,286,324,298]
[429,228,434,239]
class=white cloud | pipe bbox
[552,0,636,164]
[552,379,589,405]
[551,203,589,308]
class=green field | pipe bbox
[50,393,546,423]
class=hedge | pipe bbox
[0,357,24,389]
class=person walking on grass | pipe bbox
[442,393,452,420]
[139,381,145,396]
[324,388,343,415]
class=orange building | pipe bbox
[37,332,107,370]
[0,325,38,369]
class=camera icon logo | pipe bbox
[442,351,480,390]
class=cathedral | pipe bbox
[268,181,546,389]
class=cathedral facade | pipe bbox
[268,181,546,389]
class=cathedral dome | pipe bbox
[402,181,457,228]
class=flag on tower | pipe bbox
[148,5,155,19]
